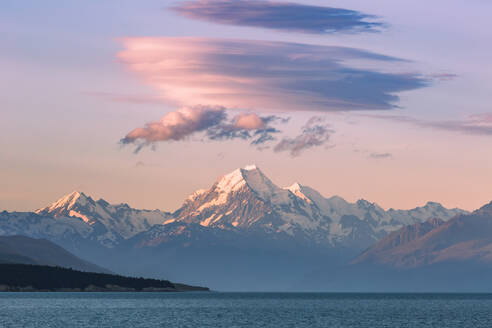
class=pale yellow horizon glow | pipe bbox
[2,114,491,213]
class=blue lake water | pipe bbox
[1,292,491,327]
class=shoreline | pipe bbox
[0,284,209,292]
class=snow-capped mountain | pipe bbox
[0,165,465,252]
[0,211,92,243]
[0,165,470,290]
[34,191,171,247]
[173,165,332,245]
[169,165,466,250]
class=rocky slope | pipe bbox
[352,201,492,268]
[302,202,492,292]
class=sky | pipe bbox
[1,0,491,212]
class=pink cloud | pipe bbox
[117,37,427,112]
[120,106,287,152]
[233,113,266,130]
[121,105,226,148]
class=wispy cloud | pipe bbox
[428,73,458,81]
[369,152,393,159]
[469,113,492,125]
[120,106,288,152]
[365,113,492,136]
[274,116,332,157]
[118,38,428,112]
[171,0,384,34]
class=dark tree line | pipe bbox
[0,264,175,290]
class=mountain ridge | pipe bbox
[34,190,171,247]
[168,165,467,250]
[1,165,468,255]
[301,205,492,292]
[0,235,109,273]
[0,164,472,290]
[352,207,492,269]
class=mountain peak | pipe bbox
[63,190,85,200]
[181,165,282,218]
[356,199,373,207]
[424,201,444,208]
[215,168,248,194]
[35,190,91,215]
[286,182,302,192]
[243,164,258,171]
[214,165,274,195]
[285,182,312,203]
[476,201,492,215]
[33,190,171,241]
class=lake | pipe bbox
[1,292,491,327]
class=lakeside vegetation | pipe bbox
[0,264,209,292]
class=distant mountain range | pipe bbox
[303,202,492,292]
[0,235,108,273]
[0,236,208,292]
[170,165,465,250]
[0,164,482,291]
[35,190,171,247]
[354,201,492,269]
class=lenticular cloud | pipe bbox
[171,0,383,34]
[118,37,428,112]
